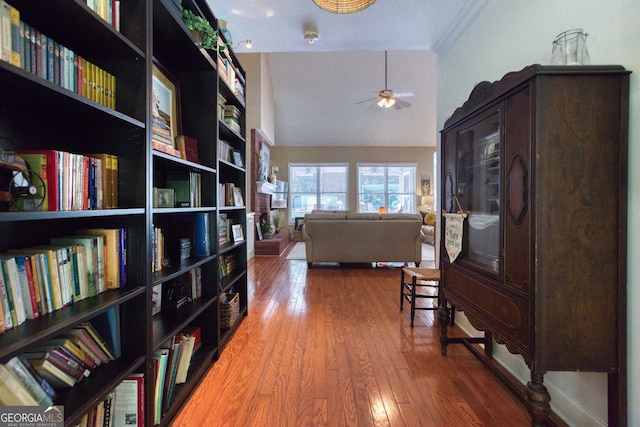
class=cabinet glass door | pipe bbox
[456,113,500,273]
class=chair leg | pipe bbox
[410,276,417,327]
[400,270,405,311]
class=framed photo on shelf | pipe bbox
[232,187,244,206]
[153,187,175,208]
[152,62,181,148]
[255,221,263,241]
[232,150,244,167]
[232,224,244,242]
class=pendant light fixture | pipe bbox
[312,0,376,14]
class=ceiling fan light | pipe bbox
[312,0,376,14]
[377,97,395,108]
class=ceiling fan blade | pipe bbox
[394,97,412,108]
[394,92,415,98]
[356,96,379,105]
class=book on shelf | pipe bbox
[114,373,144,427]
[63,327,111,364]
[76,321,116,362]
[172,213,211,257]
[92,306,122,359]
[152,139,181,158]
[5,249,51,317]
[49,236,101,299]
[16,355,57,401]
[153,349,169,425]
[182,325,202,354]
[161,337,183,413]
[0,256,27,327]
[4,356,53,406]
[13,255,39,320]
[174,333,195,385]
[0,363,40,405]
[87,153,118,209]
[76,228,122,290]
[26,357,76,388]
[175,135,199,163]
[190,266,202,299]
[22,349,85,385]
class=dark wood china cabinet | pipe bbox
[438,65,630,426]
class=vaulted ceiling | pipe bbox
[206,0,486,147]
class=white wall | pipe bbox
[436,0,640,425]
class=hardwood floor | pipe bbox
[172,245,532,426]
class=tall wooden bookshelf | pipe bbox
[0,0,247,425]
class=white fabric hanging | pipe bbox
[444,213,464,262]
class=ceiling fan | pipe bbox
[357,51,414,110]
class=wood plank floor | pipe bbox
[172,245,532,426]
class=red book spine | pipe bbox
[23,256,39,319]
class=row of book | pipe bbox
[219,182,244,207]
[0,316,119,407]
[218,254,237,280]
[15,150,118,211]
[82,0,121,31]
[0,228,126,333]
[153,326,201,424]
[0,3,117,109]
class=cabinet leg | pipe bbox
[438,303,450,355]
[525,372,551,427]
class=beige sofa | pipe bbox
[303,212,423,267]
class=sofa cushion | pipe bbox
[304,213,346,220]
[346,213,380,220]
[380,213,422,221]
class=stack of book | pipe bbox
[0,3,117,108]
[218,213,230,245]
[0,318,117,406]
[223,105,242,134]
[217,93,227,122]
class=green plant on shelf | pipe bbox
[182,9,225,51]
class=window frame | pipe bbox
[288,163,349,222]
[357,163,418,213]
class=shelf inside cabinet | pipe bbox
[151,297,217,349]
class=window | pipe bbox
[289,164,348,221]
[358,163,417,213]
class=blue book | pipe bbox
[91,306,121,359]
[119,228,127,288]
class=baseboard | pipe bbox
[453,314,607,427]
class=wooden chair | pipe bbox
[400,267,441,327]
